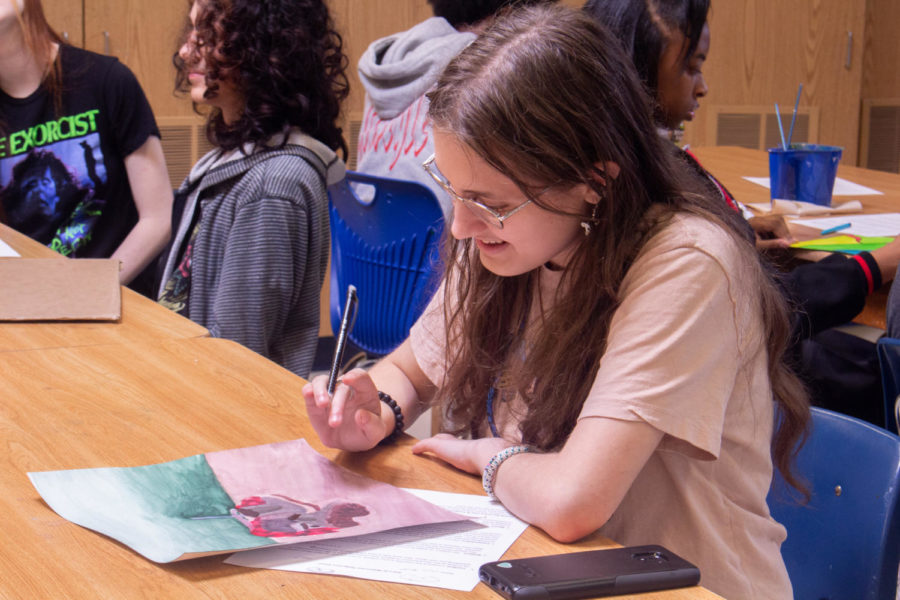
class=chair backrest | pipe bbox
[877,336,900,434]
[767,407,900,600]
[327,171,445,356]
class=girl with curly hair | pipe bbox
[304,4,809,598]
[157,0,349,378]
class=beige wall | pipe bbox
[685,1,866,163]
[45,0,900,167]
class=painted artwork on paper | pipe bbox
[28,439,470,562]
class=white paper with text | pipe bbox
[225,488,528,591]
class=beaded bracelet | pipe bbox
[482,445,534,500]
[377,391,404,446]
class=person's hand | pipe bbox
[302,368,387,451]
[412,434,512,475]
[748,215,795,250]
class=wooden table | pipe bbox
[690,146,900,329]
[0,223,208,351]
[0,337,720,599]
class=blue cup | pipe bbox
[768,144,843,206]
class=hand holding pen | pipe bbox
[302,285,388,451]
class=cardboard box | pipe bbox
[0,258,122,321]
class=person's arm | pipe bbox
[786,238,900,339]
[206,191,308,361]
[303,339,436,451]
[412,416,663,542]
[414,231,748,543]
[111,135,173,284]
[869,236,900,285]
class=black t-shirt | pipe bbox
[0,45,160,262]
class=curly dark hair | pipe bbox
[427,0,557,28]
[174,0,350,156]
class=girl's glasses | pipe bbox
[422,154,533,229]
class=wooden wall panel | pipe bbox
[43,0,83,47]
[683,0,865,164]
[68,0,588,132]
[84,0,193,119]
[862,0,900,100]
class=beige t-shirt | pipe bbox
[409,214,793,600]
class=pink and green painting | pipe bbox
[28,439,470,562]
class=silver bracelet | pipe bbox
[482,445,534,500]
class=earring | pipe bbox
[580,202,601,236]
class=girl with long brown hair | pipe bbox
[0,0,172,296]
[304,5,808,598]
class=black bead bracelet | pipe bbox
[378,391,404,445]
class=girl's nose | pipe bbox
[696,75,708,98]
[449,200,488,240]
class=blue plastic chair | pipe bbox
[877,336,900,434]
[767,407,900,600]
[327,171,445,357]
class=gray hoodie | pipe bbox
[158,130,344,378]
[356,17,475,215]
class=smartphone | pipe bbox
[478,544,700,600]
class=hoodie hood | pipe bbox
[358,17,476,120]
[188,129,345,188]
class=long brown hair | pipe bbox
[427,4,809,491]
[7,0,65,118]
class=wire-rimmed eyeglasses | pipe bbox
[422,154,534,229]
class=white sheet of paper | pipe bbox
[788,213,900,237]
[743,176,883,196]
[224,488,528,591]
[0,239,19,257]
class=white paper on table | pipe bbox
[742,176,883,196]
[787,213,900,237]
[225,488,529,591]
[0,239,19,257]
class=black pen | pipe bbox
[327,284,358,395]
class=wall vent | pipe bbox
[346,112,363,171]
[157,116,211,189]
[860,99,900,173]
[707,105,818,151]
